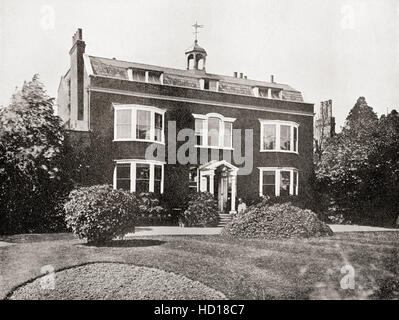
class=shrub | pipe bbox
[222,202,333,239]
[136,192,169,226]
[182,192,219,227]
[64,185,139,243]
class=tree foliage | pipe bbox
[0,75,70,234]
[161,103,194,212]
[316,97,399,225]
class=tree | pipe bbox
[161,103,194,212]
[344,96,378,132]
[0,75,69,234]
[316,97,399,226]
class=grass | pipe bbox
[1,231,398,299]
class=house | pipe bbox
[57,28,314,214]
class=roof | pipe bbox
[87,55,304,102]
[185,40,207,55]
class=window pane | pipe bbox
[136,180,149,194]
[293,127,298,152]
[262,171,275,196]
[154,165,162,194]
[116,164,130,191]
[280,125,291,150]
[208,118,220,147]
[148,72,161,84]
[224,122,232,148]
[132,70,146,81]
[293,171,298,195]
[280,171,291,196]
[136,164,150,193]
[263,124,276,150]
[116,165,130,179]
[208,117,220,146]
[259,88,268,97]
[154,113,163,142]
[137,110,151,140]
[189,167,198,189]
[271,89,281,99]
[195,119,204,145]
[116,109,131,139]
[154,165,162,181]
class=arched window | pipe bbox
[187,54,195,69]
[193,113,235,149]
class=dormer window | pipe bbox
[148,71,162,84]
[259,87,269,98]
[132,69,146,82]
[200,79,219,91]
[271,89,282,99]
[127,68,163,84]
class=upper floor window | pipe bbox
[114,104,165,143]
[259,120,298,153]
[259,167,298,197]
[259,87,269,98]
[132,69,146,82]
[148,71,162,84]
[193,113,235,149]
[128,68,163,84]
[200,79,219,91]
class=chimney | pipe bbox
[271,75,274,83]
[69,28,86,122]
[233,72,238,78]
[240,72,243,79]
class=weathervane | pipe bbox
[192,21,204,42]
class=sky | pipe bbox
[1,0,399,129]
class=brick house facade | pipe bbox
[57,29,315,214]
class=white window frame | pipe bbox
[127,68,163,84]
[259,119,299,153]
[114,104,166,143]
[193,113,236,150]
[113,159,165,194]
[258,167,299,197]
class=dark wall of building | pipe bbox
[88,77,314,202]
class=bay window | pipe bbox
[259,167,299,196]
[136,163,150,194]
[262,171,276,196]
[115,164,131,191]
[114,105,165,143]
[114,160,164,194]
[193,113,236,149]
[260,120,299,153]
[115,109,132,139]
[136,110,151,140]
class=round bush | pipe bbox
[182,192,219,227]
[222,202,333,239]
[64,185,139,243]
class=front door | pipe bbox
[218,175,229,212]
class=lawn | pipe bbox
[0,231,398,299]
